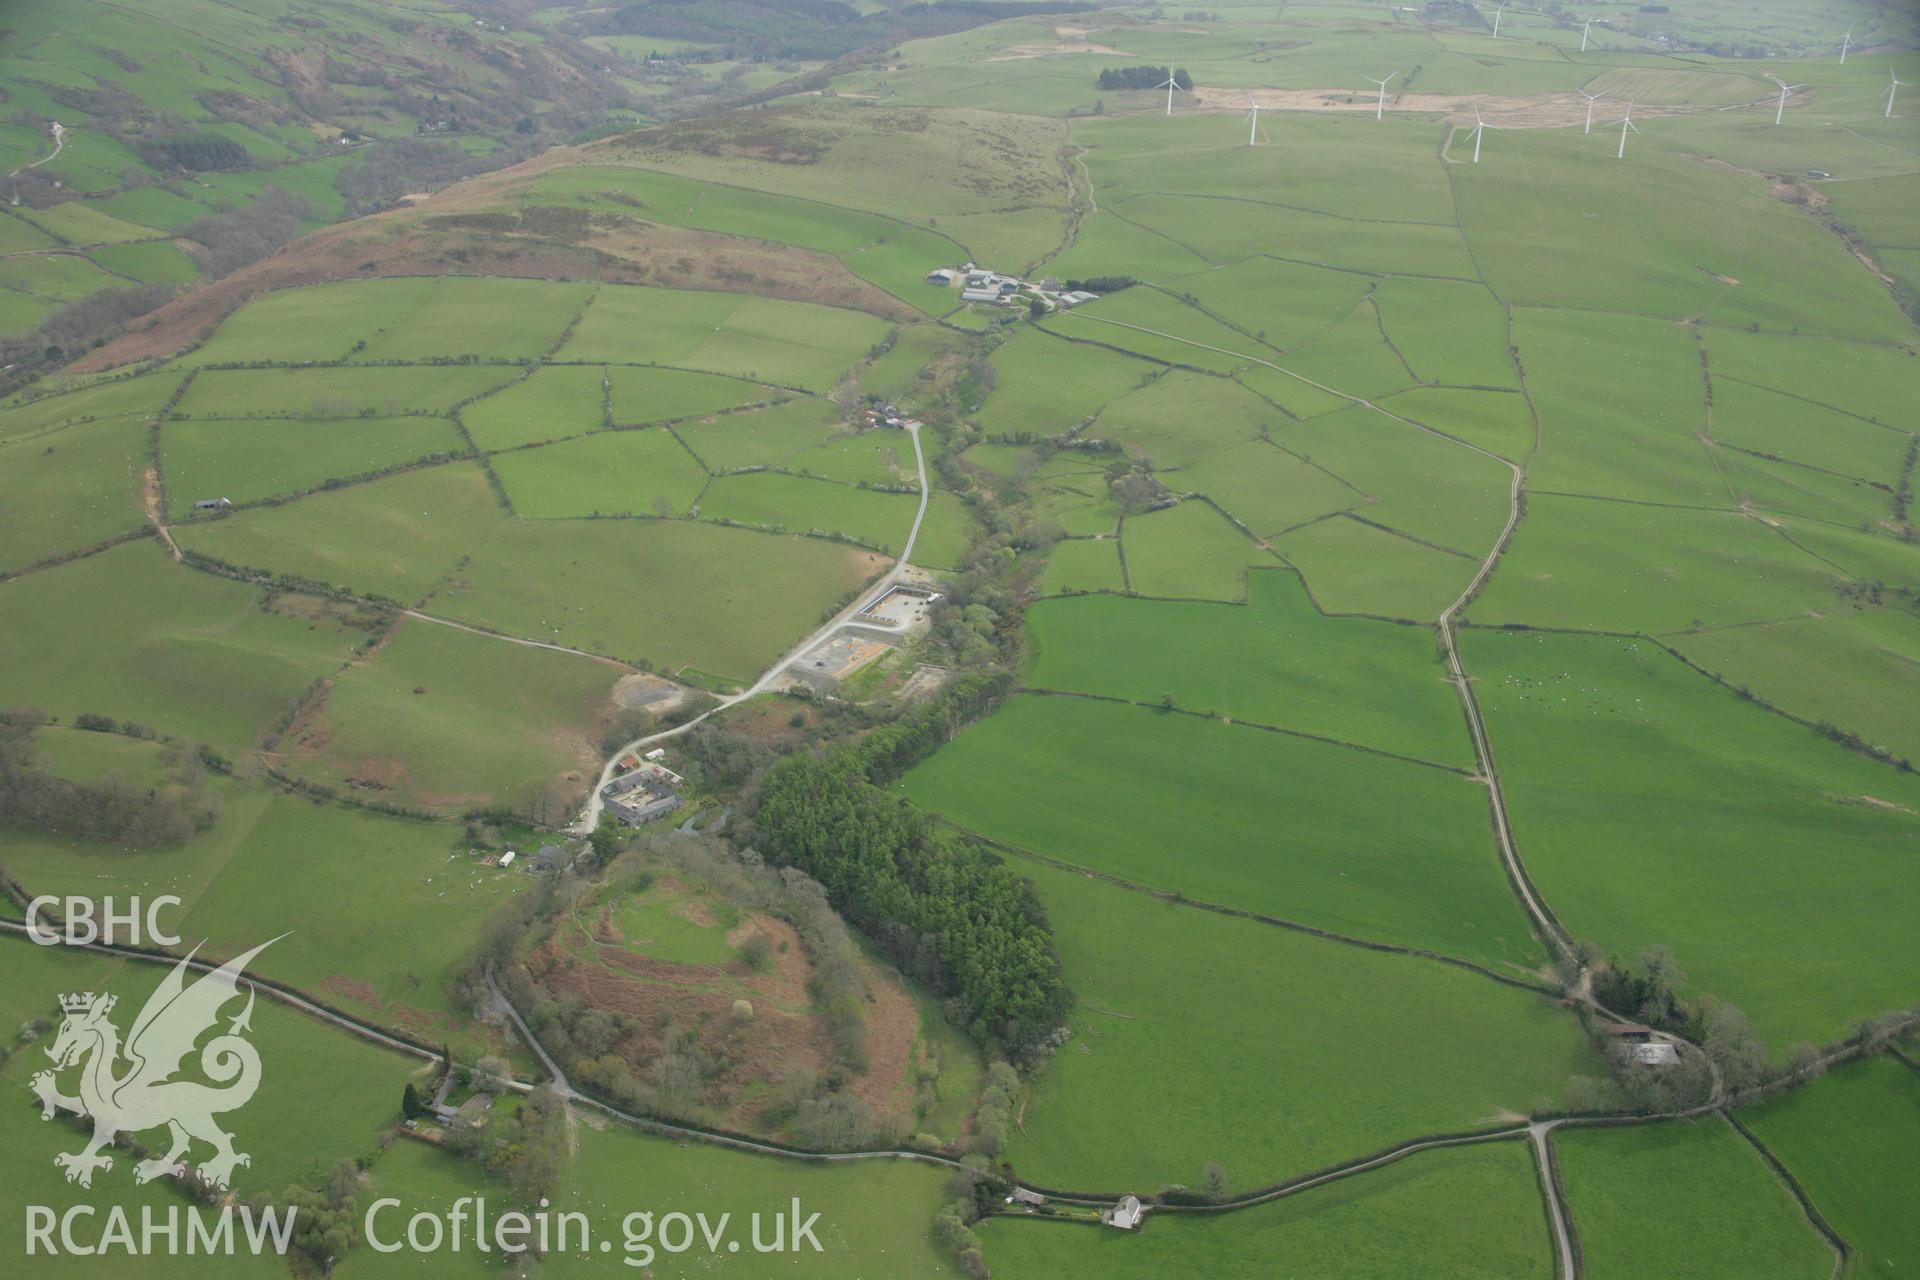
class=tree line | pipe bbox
[752,672,1072,1059]
[1096,66,1191,91]
[0,712,222,847]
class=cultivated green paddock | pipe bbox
[1169,440,1360,538]
[607,364,779,426]
[1374,277,1517,390]
[1378,386,1535,463]
[980,1140,1552,1279]
[279,615,621,815]
[1283,301,1422,402]
[178,366,518,420]
[426,520,882,684]
[491,429,709,519]
[1026,571,1472,766]
[1741,1056,1920,1278]
[1094,370,1276,468]
[1,372,175,441]
[0,414,149,572]
[1468,496,1847,634]
[460,366,605,452]
[175,462,501,605]
[162,416,466,514]
[0,540,354,750]
[1465,629,1920,1047]
[1554,1119,1833,1280]
[1039,537,1125,595]
[901,694,1540,969]
[1670,607,1920,765]
[1167,256,1377,352]
[980,329,1156,437]
[700,471,916,553]
[997,860,1589,1191]
[781,429,918,486]
[909,489,981,570]
[2,787,526,1064]
[1277,514,1479,621]
[1122,500,1266,601]
[555,285,889,391]
[672,396,849,472]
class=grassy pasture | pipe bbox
[607,364,778,426]
[910,488,981,569]
[0,252,117,302]
[1167,256,1377,352]
[1026,570,1473,767]
[995,859,1587,1191]
[161,416,467,514]
[1276,514,1478,621]
[427,520,882,684]
[1373,277,1517,389]
[700,471,916,553]
[0,540,353,750]
[1708,376,1912,485]
[672,396,849,471]
[979,1140,1553,1279]
[1378,386,1535,462]
[1704,329,1919,435]
[555,285,890,391]
[1713,450,1892,529]
[1122,499,1266,601]
[280,615,619,815]
[1669,606,1920,764]
[1465,629,1920,1047]
[1283,300,1422,401]
[0,952,422,1262]
[1283,406,1513,555]
[1039,537,1125,595]
[1512,308,1724,506]
[0,414,149,572]
[350,278,591,363]
[781,429,917,486]
[176,462,499,604]
[1037,205,1215,285]
[88,239,200,284]
[1468,495,1848,633]
[1234,361,1353,420]
[1091,370,1272,468]
[460,366,604,452]
[1324,219,1482,280]
[338,1142,506,1280]
[1554,1119,1833,1280]
[901,694,1539,969]
[492,429,709,518]
[1029,455,1122,537]
[178,366,517,420]
[1056,287,1256,373]
[1740,1055,1920,1278]
[544,1120,960,1277]
[3,789,525,1065]
[1169,439,1361,537]
[979,329,1154,437]
[28,724,179,788]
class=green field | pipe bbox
[162,416,467,514]
[1277,513,1480,621]
[900,693,1541,969]
[1038,537,1125,595]
[980,1140,1553,1279]
[177,366,518,420]
[1554,1119,1834,1280]
[0,415,149,572]
[460,366,606,452]
[1465,629,1920,1047]
[1026,571,1472,766]
[673,397,851,472]
[997,860,1591,1190]
[491,428,710,519]
[1740,1055,1920,1278]
[701,471,917,554]
[0,540,355,750]
[1122,500,1267,601]
[277,615,622,815]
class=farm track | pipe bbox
[574,421,930,833]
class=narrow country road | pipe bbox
[1529,1120,1576,1280]
[572,422,929,833]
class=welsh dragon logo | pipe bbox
[30,938,280,1190]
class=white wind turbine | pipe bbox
[1578,88,1606,134]
[1888,69,1908,119]
[1243,90,1261,145]
[1468,102,1497,162]
[1367,72,1397,120]
[1767,74,1804,126]
[1579,17,1597,51]
[1609,100,1639,158]
[1839,27,1853,64]
[1491,2,1507,38]
[1157,67,1185,116]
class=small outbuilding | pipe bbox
[926,268,957,284]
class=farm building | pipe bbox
[1101,1195,1144,1230]
[1009,1187,1048,1207]
[644,748,666,762]
[926,268,957,284]
[193,497,233,511]
[603,761,685,826]
[499,850,517,868]
[1633,1042,1679,1066]
[961,287,1002,304]
[534,844,570,872]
